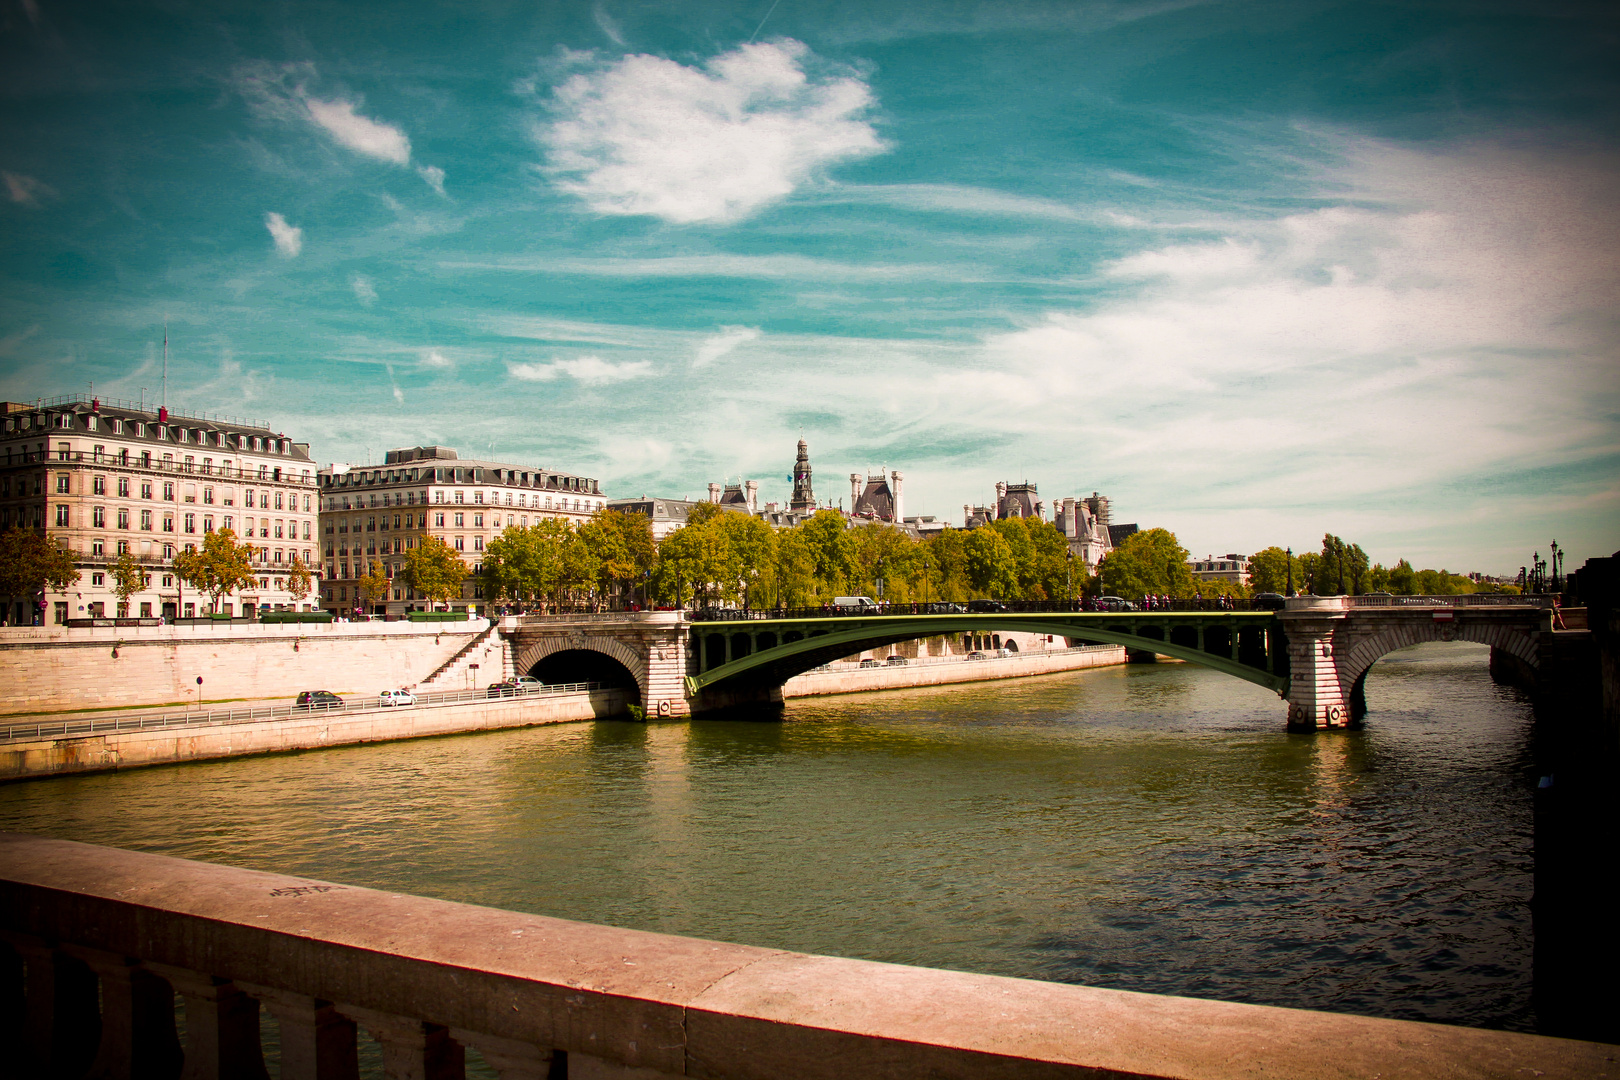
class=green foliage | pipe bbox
[399,534,468,609]
[0,527,80,612]
[1313,534,1371,595]
[799,509,851,596]
[284,554,314,603]
[481,519,599,609]
[1097,528,1194,600]
[578,508,656,606]
[922,528,971,602]
[1247,546,1300,595]
[1386,559,1417,594]
[172,527,256,612]
[354,560,390,611]
[109,550,151,607]
[964,528,1019,599]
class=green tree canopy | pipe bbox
[1097,528,1194,600]
[0,528,80,621]
[964,527,1019,599]
[354,560,390,612]
[172,527,255,612]
[578,508,656,606]
[1247,546,1300,595]
[110,550,151,612]
[399,534,467,609]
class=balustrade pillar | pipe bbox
[1280,601,1350,730]
[339,1006,464,1080]
[7,934,101,1079]
[448,1029,554,1080]
[240,983,358,1080]
[63,945,183,1080]
[148,964,269,1080]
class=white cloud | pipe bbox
[592,4,627,46]
[305,97,412,164]
[507,356,652,384]
[264,211,302,257]
[351,275,378,305]
[538,39,885,223]
[420,349,454,369]
[693,325,760,368]
[3,171,53,206]
[234,62,445,192]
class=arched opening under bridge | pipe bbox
[529,649,642,704]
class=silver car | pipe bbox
[379,689,417,707]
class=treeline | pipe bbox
[392,510,1509,612]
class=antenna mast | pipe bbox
[162,319,169,408]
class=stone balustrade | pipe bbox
[2,833,1611,1079]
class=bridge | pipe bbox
[498,595,1557,731]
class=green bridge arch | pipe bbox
[683,613,1290,698]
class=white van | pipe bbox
[831,596,880,610]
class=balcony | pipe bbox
[0,450,315,484]
[1,833,1604,1080]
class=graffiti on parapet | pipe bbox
[268,884,346,897]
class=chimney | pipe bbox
[963,503,972,526]
[850,473,861,509]
[745,479,758,513]
[707,483,720,504]
[158,406,168,422]
[890,470,904,523]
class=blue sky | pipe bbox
[2,0,1616,574]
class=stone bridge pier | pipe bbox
[1281,597,1547,731]
[502,612,692,718]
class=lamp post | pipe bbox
[1066,548,1074,607]
[922,558,930,605]
[1285,547,1293,597]
[1549,540,1561,593]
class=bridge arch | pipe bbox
[514,635,647,704]
[1336,619,1540,698]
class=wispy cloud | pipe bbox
[537,39,885,223]
[420,349,454,370]
[693,325,760,368]
[264,211,302,256]
[351,275,377,305]
[442,252,972,282]
[592,4,627,47]
[507,356,653,384]
[3,171,54,206]
[234,61,446,194]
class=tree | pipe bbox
[579,508,656,608]
[398,535,467,610]
[1247,546,1301,595]
[1386,559,1417,594]
[964,528,1019,599]
[110,550,151,616]
[0,528,80,622]
[354,560,391,613]
[1314,534,1371,596]
[1097,528,1194,600]
[771,528,817,608]
[923,528,971,602]
[172,528,256,613]
[284,554,314,605]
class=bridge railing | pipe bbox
[690,598,1277,621]
[0,681,609,744]
[1341,593,1551,608]
[3,833,1605,1080]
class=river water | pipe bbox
[0,641,1538,1033]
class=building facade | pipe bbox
[0,396,319,623]
[318,445,607,616]
[1189,553,1252,586]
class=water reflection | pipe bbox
[0,642,1533,1032]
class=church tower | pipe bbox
[790,438,816,512]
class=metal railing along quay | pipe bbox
[0,681,609,744]
[691,594,1553,621]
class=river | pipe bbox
[0,641,1537,1034]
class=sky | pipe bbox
[1,0,1616,575]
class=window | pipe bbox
[474,536,484,551]
[55,504,70,526]
[93,444,104,461]
[117,540,128,554]
[141,482,152,499]
[57,442,70,460]
[91,540,103,556]
[246,490,255,508]
[473,513,483,527]
[162,482,174,500]
[454,537,464,550]
[366,516,375,532]
[184,455,194,472]
[203,486,213,504]
[92,475,106,495]
[56,473,70,493]
[275,521,284,539]
[140,510,152,530]
[203,516,214,533]
[92,506,105,528]
[454,512,464,526]
[454,490,464,504]
[474,491,483,504]
[162,514,174,532]
[118,508,129,529]
[275,491,283,510]
[184,514,196,533]
[435,512,445,527]
[223,516,233,531]
[434,491,444,504]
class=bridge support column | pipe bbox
[1282,599,1351,731]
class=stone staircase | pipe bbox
[416,625,515,691]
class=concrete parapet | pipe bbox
[0,833,1609,1079]
[0,691,626,781]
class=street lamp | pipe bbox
[1549,540,1561,593]
[1285,547,1294,597]
[1066,548,1074,607]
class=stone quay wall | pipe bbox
[2,833,1608,1080]
[783,644,1127,698]
[0,689,628,781]
[0,620,490,713]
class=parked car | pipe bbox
[966,651,987,661]
[487,681,521,698]
[884,655,909,666]
[967,599,1007,613]
[925,602,967,614]
[378,689,416,707]
[296,690,344,710]
[515,676,543,692]
[993,647,1013,658]
[831,596,881,611]
[858,658,881,668]
[1096,596,1135,611]
[1252,592,1287,611]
